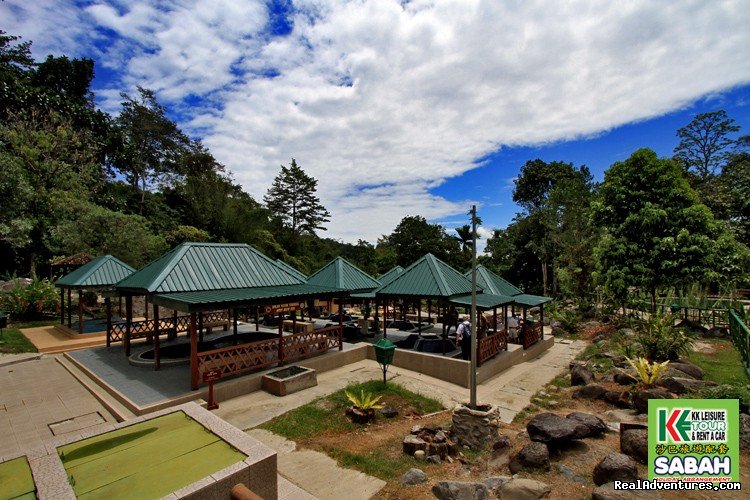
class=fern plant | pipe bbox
[345,389,384,410]
[627,357,670,387]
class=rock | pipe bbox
[493,436,511,451]
[381,405,398,418]
[482,476,512,494]
[432,481,489,500]
[593,452,638,486]
[604,409,645,424]
[657,377,717,394]
[613,371,638,386]
[551,320,564,336]
[603,390,632,408]
[676,318,707,335]
[527,412,588,445]
[400,468,428,485]
[669,362,704,380]
[498,478,551,499]
[592,482,660,499]
[509,442,550,473]
[581,320,602,330]
[632,388,674,414]
[414,450,426,460]
[451,404,500,451]
[571,365,595,386]
[706,326,729,338]
[434,430,447,443]
[617,328,635,338]
[403,434,427,455]
[554,463,587,484]
[411,425,423,434]
[427,454,441,464]
[572,384,608,400]
[621,428,648,463]
[566,412,608,437]
[740,414,750,451]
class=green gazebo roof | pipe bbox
[465,265,524,296]
[117,243,304,294]
[275,259,307,281]
[55,255,136,289]
[450,292,516,310]
[376,254,478,298]
[377,266,404,284]
[306,257,380,293]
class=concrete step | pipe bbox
[54,353,136,421]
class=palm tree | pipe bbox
[455,225,473,253]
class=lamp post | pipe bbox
[470,205,478,409]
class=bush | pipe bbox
[635,313,694,361]
[554,309,581,335]
[691,385,750,414]
[0,278,59,320]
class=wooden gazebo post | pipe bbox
[540,304,544,340]
[67,289,72,328]
[338,296,344,350]
[125,294,133,356]
[77,290,84,334]
[60,288,65,325]
[153,304,160,371]
[190,312,198,389]
[105,297,112,347]
[255,307,260,332]
[198,312,204,343]
[417,301,422,335]
[171,310,178,340]
[278,312,285,366]
[383,301,388,339]
[233,308,238,343]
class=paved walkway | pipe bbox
[0,356,117,457]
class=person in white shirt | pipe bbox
[456,317,472,360]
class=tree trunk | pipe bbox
[541,260,548,296]
[29,252,37,279]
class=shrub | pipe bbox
[691,385,750,413]
[627,357,670,387]
[554,309,581,335]
[635,313,694,361]
[0,278,59,320]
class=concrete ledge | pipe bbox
[477,344,524,384]
[366,344,470,387]
[522,336,555,361]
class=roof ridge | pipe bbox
[72,255,108,285]
[425,254,450,296]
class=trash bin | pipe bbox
[373,338,396,383]
[0,313,7,329]
[670,303,681,314]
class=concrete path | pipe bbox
[250,429,386,500]
[0,356,117,457]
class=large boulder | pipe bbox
[632,388,674,414]
[740,414,750,451]
[669,362,704,380]
[613,371,639,386]
[657,377,717,395]
[432,481,489,500]
[509,442,550,473]
[403,435,427,455]
[603,390,633,409]
[482,476,512,494]
[573,384,608,400]
[498,478,551,500]
[566,412,608,437]
[593,453,638,486]
[620,428,648,463]
[593,482,660,499]
[527,412,588,445]
[571,365,595,386]
[400,468,427,485]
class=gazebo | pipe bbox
[306,257,381,318]
[55,255,136,334]
[114,243,347,389]
[275,259,307,281]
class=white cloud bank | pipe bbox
[4,0,750,242]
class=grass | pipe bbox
[686,339,749,387]
[323,447,416,480]
[0,318,58,354]
[260,380,443,441]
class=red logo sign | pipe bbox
[203,369,222,383]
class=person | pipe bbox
[507,314,520,341]
[456,316,472,360]
[446,305,459,336]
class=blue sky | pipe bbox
[4,1,749,247]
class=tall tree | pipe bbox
[674,110,740,181]
[111,87,190,211]
[593,148,747,309]
[264,159,330,237]
[387,216,459,268]
[455,225,473,253]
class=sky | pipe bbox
[4,0,750,251]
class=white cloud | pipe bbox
[4,0,750,242]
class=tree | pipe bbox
[111,87,190,211]
[593,148,746,309]
[264,159,330,237]
[387,216,459,268]
[455,225,473,253]
[674,110,740,181]
[0,111,101,276]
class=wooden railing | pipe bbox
[477,332,508,365]
[108,311,229,344]
[195,325,343,385]
[729,309,750,377]
[522,323,543,349]
[198,337,279,381]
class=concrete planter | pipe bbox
[262,366,318,396]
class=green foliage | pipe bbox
[0,326,38,354]
[553,309,581,335]
[686,339,750,386]
[635,313,695,361]
[627,357,670,387]
[674,110,740,180]
[165,225,212,247]
[387,215,462,269]
[345,389,384,410]
[692,385,750,412]
[264,159,331,237]
[0,278,58,320]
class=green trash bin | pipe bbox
[373,338,396,383]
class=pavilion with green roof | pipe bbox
[115,243,347,389]
[307,256,381,319]
[55,255,136,334]
[275,259,307,281]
